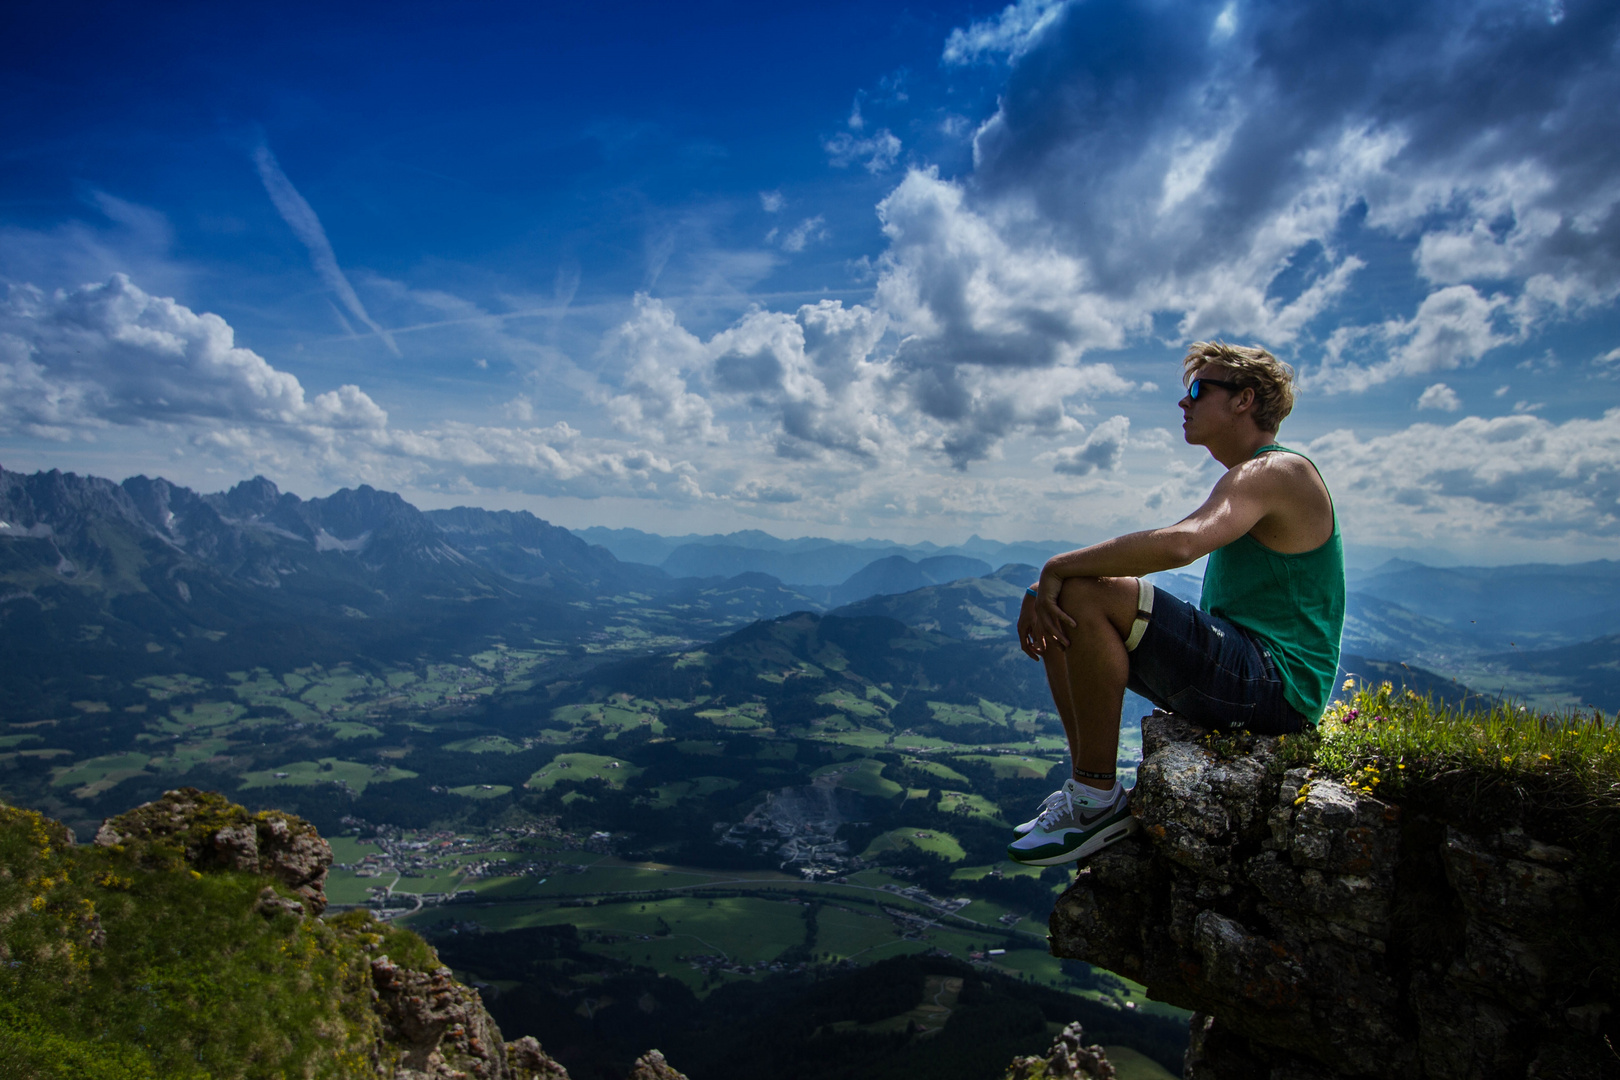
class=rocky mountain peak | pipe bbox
[217,474,283,519]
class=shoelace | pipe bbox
[1036,785,1115,830]
[1034,787,1076,831]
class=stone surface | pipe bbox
[625,1049,688,1080]
[1048,713,1619,1080]
[372,956,517,1079]
[1002,1021,1115,1080]
[96,787,333,914]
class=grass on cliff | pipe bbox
[0,803,436,1080]
[1281,679,1619,823]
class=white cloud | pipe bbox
[0,275,710,502]
[1317,286,1511,392]
[600,295,722,444]
[922,0,1620,415]
[759,190,784,213]
[942,0,1068,64]
[824,129,902,173]
[0,275,386,439]
[253,145,400,358]
[708,300,894,460]
[868,169,1140,465]
[1595,346,1620,367]
[779,216,827,254]
[1416,383,1461,412]
[1308,409,1620,543]
[1046,416,1131,475]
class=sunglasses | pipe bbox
[1187,377,1245,400]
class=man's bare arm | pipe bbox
[1016,465,1276,656]
[1036,462,1276,596]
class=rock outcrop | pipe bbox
[1048,714,1619,1080]
[96,787,334,914]
[82,789,686,1080]
[372,955,553,1080]
[1002,1022,1115,1080]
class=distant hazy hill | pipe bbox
[578,525,1074,583]
[661,541,916,586]
[831,564,1031,639]
[572,609,1054,717]
[1482,633,1620,712]
[1350,558,1620,649]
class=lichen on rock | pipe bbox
[1048,712,1620,1080]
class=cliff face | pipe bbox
[1048,714,1618,1080]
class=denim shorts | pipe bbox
[1127,586,1309,735]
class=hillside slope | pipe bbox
[0,788,580,1080]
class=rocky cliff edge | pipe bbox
[1049,713,1619,1080]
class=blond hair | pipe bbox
[1182,340,1295,433]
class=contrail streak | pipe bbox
[253,144,401,357]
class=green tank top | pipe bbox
[1199,444,1345,722]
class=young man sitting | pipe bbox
[1007,341,1345,867]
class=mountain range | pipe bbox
[577,525,1074,586]
[3,464,1616,725]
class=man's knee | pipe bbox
[1057,576,1139,635]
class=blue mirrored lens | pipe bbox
[1189,379,1204,400]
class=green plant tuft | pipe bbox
[1306,679,1618,807]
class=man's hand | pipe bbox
[1017,580,1077,659]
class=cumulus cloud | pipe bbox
[600,295,722,444]
[1416,383,1462,412]
[709,299,894,460]
[0,276,704,501]
[1309,409,1620,542]
[0,275,386,439]
[869,169,1139,465]
[1046,415,1131,476]
[915,0,1620,398]
[253,145,400,357]
[1318,285,1512,391]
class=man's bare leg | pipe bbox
[1040,576,1140,792]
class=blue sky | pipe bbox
[2,0,1618,565]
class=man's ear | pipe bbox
[1234,386,1256,414]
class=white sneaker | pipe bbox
[1014,778,1084,835]
[1006,782,1137,867]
